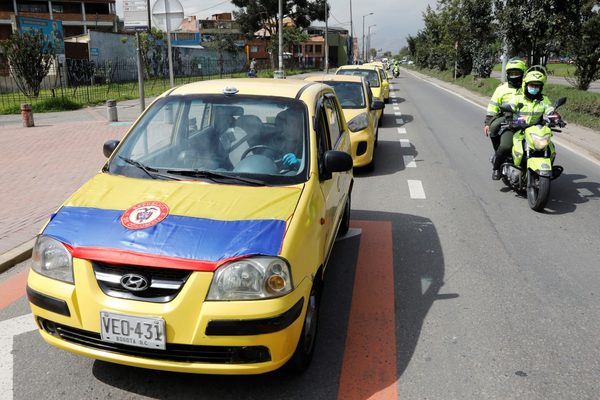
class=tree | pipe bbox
[563,1,600,90]
[494,0,573,66]
[1,30,56,99]
[232,0,326,66]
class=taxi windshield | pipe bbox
[108,95,309,185]
[336,69,380,88]
[325,81,366,109]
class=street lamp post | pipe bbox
[362,12,373,63]
[367,24,376,62]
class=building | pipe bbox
[302,26,349,68]
[0,0,117,41]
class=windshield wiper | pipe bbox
[165,169,266,186]
[118,156,181,180]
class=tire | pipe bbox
[285,279,321,373]
[527,174,551,211]
[338,193,351,236]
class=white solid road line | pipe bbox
[397,127,407,134]
[408,180,426,199]
[0,314,37,400]
[403,155,417,168]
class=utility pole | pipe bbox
[276,0,284,78]
[324,0,329,73]
[362,12,373,63]
[367,24,375,62]
[349,0,353,64]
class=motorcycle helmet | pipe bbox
[505,57,527,88]
[523,69,547,100]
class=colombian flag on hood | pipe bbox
[42,174,303,271]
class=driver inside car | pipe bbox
[274,108,304,169]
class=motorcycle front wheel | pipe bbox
[527,174,551,212]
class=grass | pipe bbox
[0,68,316,115]
[412,66,600,131]
[492,63,577,78]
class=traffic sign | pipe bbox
[124,0,149,31]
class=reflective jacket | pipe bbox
[485,83,518,124]
[509,93,555,124]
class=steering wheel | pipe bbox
[241,145,283,160]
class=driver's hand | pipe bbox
[282,153,300,167]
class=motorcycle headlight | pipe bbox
[347,112,369,132]
[207,257,293,300]
[31,235,74,283]
[531,133,550,150]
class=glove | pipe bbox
[282,153,300,168]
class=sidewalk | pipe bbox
[0,98,151,271]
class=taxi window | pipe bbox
[324,96,342,146]
[336,68,380,87]
[325,81,365,109]
[130,101,182,159]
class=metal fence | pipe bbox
[0,57,248,113]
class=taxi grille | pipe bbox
[46,320,271,364]
[92,262,192,303]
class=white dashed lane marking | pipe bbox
[396,118,404,125]
[394,112,402,116]
[400,139,411,148]
[397,127,407,134]
[408,180,426,199]
[403,155,416,168]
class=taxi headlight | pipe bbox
[531,133,550,150]
[31,235,73,283]
[207,257,293,300]
[347,112,369,132]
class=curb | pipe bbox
[0,239,35,273]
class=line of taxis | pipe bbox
[26,63,395,375]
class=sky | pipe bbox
[116,0,438,53]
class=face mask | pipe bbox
[527,86,540,96]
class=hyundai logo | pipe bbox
[120,273,150,292]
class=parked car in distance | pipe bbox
[27,78,354,375]
[336,65,386,126]
[305,74,384,170]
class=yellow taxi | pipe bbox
[27,78,354,375]
[336,65,386,125]
[363,62,391,102]
[305,74,384,170]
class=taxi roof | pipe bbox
[337,64,379,72]
[305,74,365,84]
[165,78,322,99]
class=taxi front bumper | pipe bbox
[27,260,310,375]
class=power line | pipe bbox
[186,0,231,15]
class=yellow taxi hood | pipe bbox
[341,108,367,121]
[41,173,303,271]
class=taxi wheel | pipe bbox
[338,193,351,236]
[286,278,322,372]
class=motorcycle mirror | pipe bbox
[555,97,567,108]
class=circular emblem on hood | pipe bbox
[120,273,150,291]
[121,201,169,230]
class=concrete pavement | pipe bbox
[1,76,599,272]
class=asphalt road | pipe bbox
[1,74,599,400]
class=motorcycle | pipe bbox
[393,66,400,78]
[495,97,567,212]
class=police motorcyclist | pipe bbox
[490,68,556,180]
[484,57,527,150]
[392,61,400,77]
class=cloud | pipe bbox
[116,0,437,53]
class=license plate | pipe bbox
[100,312,166,350]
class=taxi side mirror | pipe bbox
[371,100,385,110]
[103,140,120,158]
[324,150,353,174]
